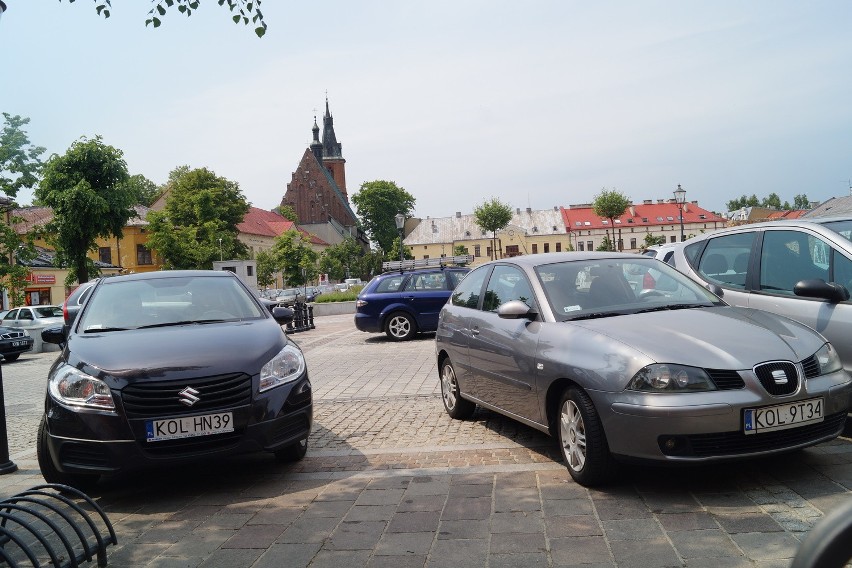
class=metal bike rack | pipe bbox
[0,483,117,567]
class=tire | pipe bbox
[557,387,617,486]
[275,438,308,462]
[385,312,416,341]
[440,358,475,419]
[2,353,19,362]
[37,417,99,489]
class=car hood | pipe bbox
[64,320,289,384]
[570,306,825,369]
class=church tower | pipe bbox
[320,98,347,196]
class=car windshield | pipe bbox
[78,275,265,332]
[818,219,852,243]
[535,258,722,322]
[33,306,63,318]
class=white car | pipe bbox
[2,305,64,327]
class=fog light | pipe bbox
[663,438,677,450]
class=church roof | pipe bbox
[238,206,328,245]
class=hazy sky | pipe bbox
[2,1,851,219]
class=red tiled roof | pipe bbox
[764,209,809,220]
[561,201,726,231]
[238,207,329,246]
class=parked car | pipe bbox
[0,325,33,362]
[2,305,64,328]
[37,270,311,488]
[670,217,852,379]
[274,288,304,306]
[356,265,470,340]
[436,252,852,486]
[641,242,679,264]
[62,279,99,325]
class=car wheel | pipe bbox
[2,353,19,362]
[557,387,617,486]
[275,438,308,462]
[385,312,416,341]
[441,358,475,419]
[37,417,99,489]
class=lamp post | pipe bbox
[674,184,686,242]
[218,238,223,261]
[394,213,405,264]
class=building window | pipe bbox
[670,236,677,243]
[98,247,112,264]
[247,265,254,277]
[137,244,153,265]
[617,239,623,251]
[424,255,429,259]
[474,245,481,257]
[630,238,637,249]
[578,242,585,251]
[487,247,492,258]
[544,243,550,253]
[532,244,538,254]
[555,242,561,252]
[505,245,520,257]
[587,241,593,250]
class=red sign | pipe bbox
[26,273,56,284]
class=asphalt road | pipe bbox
[1,314,851,567]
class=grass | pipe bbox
[314,287,362,303]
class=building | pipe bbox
[561,199,727,252]
[237,207,328,258]
[280,99,369,250]
[803,195,852,218]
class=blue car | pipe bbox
[355,264,470,341]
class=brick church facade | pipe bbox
[281,99,369,250]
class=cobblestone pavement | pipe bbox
[1,314,851,567]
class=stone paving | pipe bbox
[1,313,851,567]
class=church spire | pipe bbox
[322,97,342,159]
[310,116,323,163]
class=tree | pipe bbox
[146,166,249,269]
[453,244,468,256]
[255,249,276,289]
[63,0,268,37]
[474,197,513,261]
[596,235,614,251]
[351,180,416,253]
[642,233,666,249]
[1,113,46,199]
[122,173,161,206]
[319,236,364,282]
[268,229,318,286]
[761,193,782,209]
[386,236,412,263]
[793,194,811,209]
[592,188,630,251]
[0,208,39,307]
[273,204,298,223]
[726,194,760,211]
[36,136,135,284]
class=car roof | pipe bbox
[680,217,852,242]
[480,252,644,270]
[99,270,239,284]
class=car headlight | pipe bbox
[813,343,842,376]
[259,344,306,392]
[627,364,718,392]
[49,365,115,411]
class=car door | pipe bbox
[749,228,852,371]
[403,270,452,332]
[465,264,542,423]
[685,230,757,308]
[2,309,19,327]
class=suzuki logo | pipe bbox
[771,369,788,385]
[179,387,200,407]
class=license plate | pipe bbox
[743,398,823,434]
[146,412,234,442]
[12,341,25,347]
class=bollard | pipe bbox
[308,304,315,329]
[0,353,18,475]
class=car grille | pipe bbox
[0,330,28,340]
[705,369,745,390]
[753,361,799,396]
[121,373,253,418]
[800,355,821,379]
[662,412,847,457]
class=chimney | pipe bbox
[455,211,461,218]
[643,199,652,205]
[516,208,521,214]
[526,207,532,214]
[629,206,636,216]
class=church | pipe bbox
[280,99,369,250]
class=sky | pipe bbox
[2,1,852,220]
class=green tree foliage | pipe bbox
[596,235,614,252]
[793,194,811,209]
[761,192,782,209]
[351,180,416,253]
[727,192,811,212]
[63,0,268,37]
[592,188,630,251]
[386,236,412,263]
[474,197,513,261]
[255,249,276,289]
[36,136,135,284]
[273,204,298,223]
[319,236,364,282]
[1,113,46,199]
[643,233,667,249]
[122,173,161,206]
[0,208,39,307]
[453,244,468,256]
[268,229,318,286]
[146,167,249,269]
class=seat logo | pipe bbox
[771,369,788,385]
[179,387,200,407]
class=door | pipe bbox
[402,270,452,332]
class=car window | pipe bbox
[404,272,446,291]
[34,306,62,318]
[375,275,405,293]
[697,232,755,289]
[19,309,33,320]
[451,266,488,309]
[833,250,852,291]
[483,265,536,312]
[3,309,17,320]
[446,270,468,288]
[759,230,830,295]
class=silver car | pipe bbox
[436,252,852,486]
[2,305,64,327]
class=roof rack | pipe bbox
[381,255,474,272]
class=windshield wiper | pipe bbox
[566,312,625,321]
[633,303,710,314]
[84,326,129,333]
[136,319,228,330]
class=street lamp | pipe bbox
[674,184,686,242]
[394,213,405,264]
[218,237,223,261]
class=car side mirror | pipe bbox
[272,306,295,326]
[794,279,850,303]
[41,325,67,346]
[497,300,537,320]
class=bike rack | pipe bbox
[0,483,117,567]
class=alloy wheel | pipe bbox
[441,364,458,410]
[560,399,586,472]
